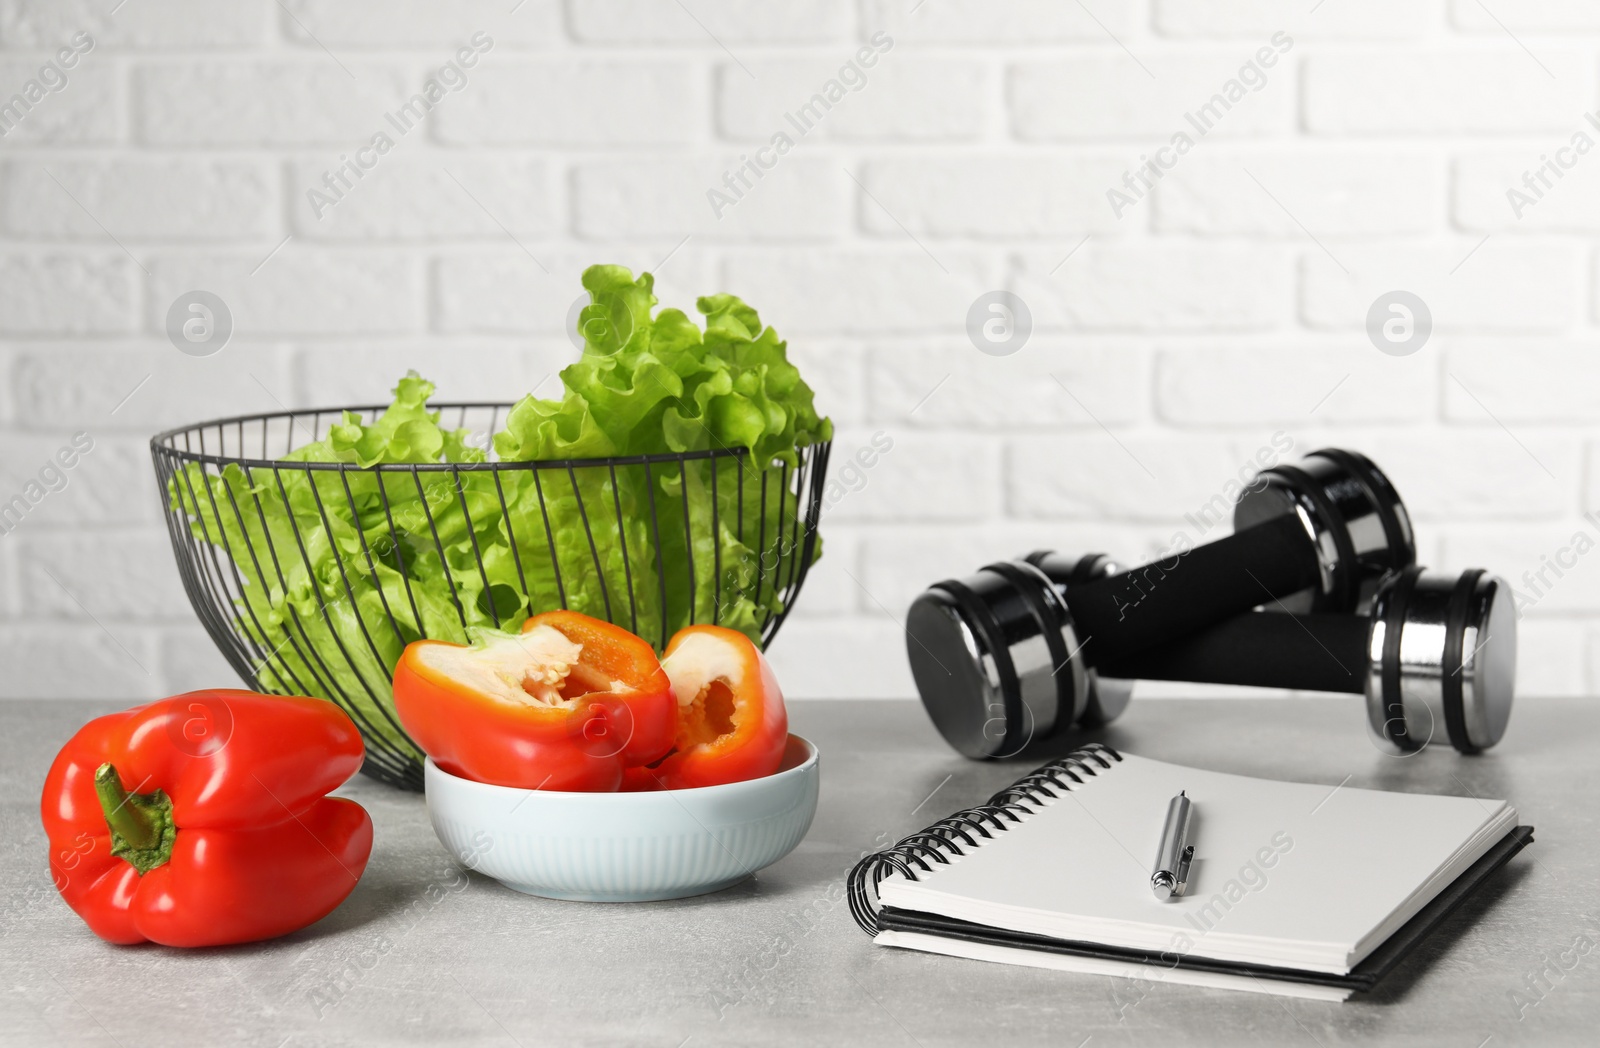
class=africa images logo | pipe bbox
[305,32,494,220]
[1105,32,1293,219]
[706,32,894,219]
[0,31,94,138]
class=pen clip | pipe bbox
[1174,844,1194,897]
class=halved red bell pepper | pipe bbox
[40,690,373,947]
[638,625,789,790]
[392,610,677,791]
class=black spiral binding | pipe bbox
[847,744,1123,936]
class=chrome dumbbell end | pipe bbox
[1235,447,1416,614]
[905,552,1132,760]
[1364,568,1517,756]
[907,561,1085,760]
[908,550,1145,761]
[1019,551,1133,729]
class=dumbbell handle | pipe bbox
[1059,512,1322,666]
[1097,612,1369,695]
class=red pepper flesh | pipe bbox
[392,611,677,791]
[643,625,789,790]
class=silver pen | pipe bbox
[1151,790,1194,900]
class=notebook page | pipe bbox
[879,754,1512,973]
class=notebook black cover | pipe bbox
[878,824,1533,993]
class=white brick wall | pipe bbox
[1,0,1598,712]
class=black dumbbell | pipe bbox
[905,449,1413,759]
[1096,566,1516,755]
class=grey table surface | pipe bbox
[2,696,1595,1048]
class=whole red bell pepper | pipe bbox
[392,610,677,791]
[41,690,373,947]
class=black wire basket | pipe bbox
[152,404,831,791]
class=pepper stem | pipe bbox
[94,763,176,875]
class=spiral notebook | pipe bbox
[849,746,1531,1001]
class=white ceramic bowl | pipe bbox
[424,735,820,902]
